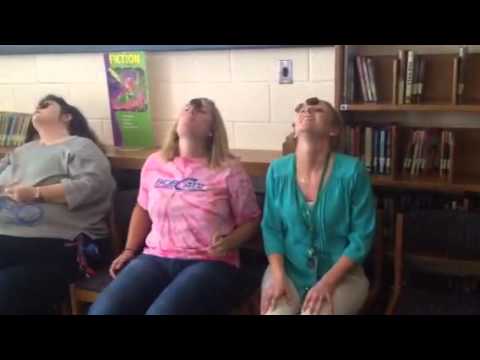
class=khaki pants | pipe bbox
[261,265,369,315]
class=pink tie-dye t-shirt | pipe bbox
[137,153,261,267]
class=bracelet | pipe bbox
[124,248,140,255]
[34,187,42,201]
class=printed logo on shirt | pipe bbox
[154,177,207,192]
[0,197,44,226]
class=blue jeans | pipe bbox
[89,254,261,315]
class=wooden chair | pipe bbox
[358,210,385,314]
[69,189,266,315]
[386,211,480,315]
[69,189,138,315]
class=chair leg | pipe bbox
[69,284,82,315]
[386,287,401,315]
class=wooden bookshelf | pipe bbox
[386,250,480,277]
[338,45,480,294]
[335,45,480,195]
[340,103,480,112]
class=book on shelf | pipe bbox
[362,57,373,102]
[0,112,32,148]
[405,50,415,104]
[364,127,373,173]
[402,129,447,177]
[366,57,378,102]
[343,47,356,104]
[447,131,454,175]
[386,129,392,175]
[397,50,407,105]
[354,56,379,103]
[379,129,386,174]
[417,57,426,103]
[457,46,468,104]
[345,123,395,175]
[440,130,454,177]
[356,56,369,102]
[412,55,420,103]
[373,128,378,173]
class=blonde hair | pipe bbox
[161,98,234,168]
[294,97,345,151]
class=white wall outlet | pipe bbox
[279,60,293,84]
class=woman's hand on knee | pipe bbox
[261,273,292,314]
[109,250,136,278]
[302,278,335,315]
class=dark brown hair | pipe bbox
[26,95,104,151]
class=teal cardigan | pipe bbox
[261,153,376,299]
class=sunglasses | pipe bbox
[37,101,52,110]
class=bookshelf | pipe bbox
[337,46,480,305]
[335,45,480,194]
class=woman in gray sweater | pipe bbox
[0,95,116,314]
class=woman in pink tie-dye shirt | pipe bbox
[90,98,262,315]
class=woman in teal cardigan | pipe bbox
[261,97,376,315]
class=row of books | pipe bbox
[355,56,378,103]
[343,46,473,106]
[0,112,32,147]
[397,50,427,104]
[402,129,454,176]
[344,124,395,175]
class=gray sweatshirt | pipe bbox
[0,136,116,240]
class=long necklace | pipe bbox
[295,152,331,275]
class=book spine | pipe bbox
[356,56,368,102]
[343,47,349,104]
[12,114,21,147]
[0,113,5,146]
[386,127,392,175]
[365,127,373,173]
[405,50,415,104]
[373,128,378,174]
[4,115,14,147]
[398,50,406,105]
[443,130,450,176]
[19,115,31,146]
[448,131,454,174]
[420,130,427,174]
[417,57,426,103]
[403,130,413,172]
[379,129,386,174]
[347,55,355,103]
[366,57,378,102]
[362,57,373,102]
[411,131,420,175]
[458,46,468,104]
[440,130,445,176]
